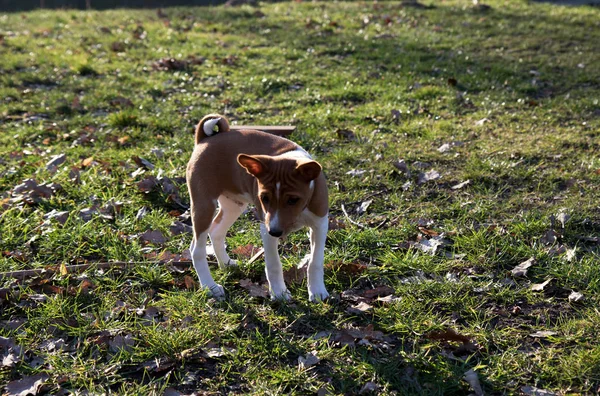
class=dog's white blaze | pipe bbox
[270,211,280,231]
[275,182,281,200]
[203,118,221,136]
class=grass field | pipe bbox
[1,0,600,394]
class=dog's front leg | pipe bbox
[307,214,329,302]
[260,223,291,301]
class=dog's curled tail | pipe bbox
[195,114,230,144]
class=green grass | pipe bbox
[1,0,600,394]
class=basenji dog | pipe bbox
[186,114,329,302]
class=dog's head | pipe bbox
[237,154,321,238]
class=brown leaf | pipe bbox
[447,77,458,86]
[239,279,268,298]
[137,176,158,193]
[132,156,155,170]
[418,226,439,237]
[346,301,373,314]
[5,373,49,396]
[283,266,306,285]
[81,157,95,168]
[79,279,95,294]
[359,285,394,300]
[184,275,197,290]
[110,96,134,108]
[336,129,356,141]
[170,221,193,236]
[326,261,368,274]
[232,244,259,259]
[328,217,346,230]
[111,41,126,52]
[426,328,480,354]
[139,230,167,244]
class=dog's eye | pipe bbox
[261,195,270,205]
[287,197,300,206]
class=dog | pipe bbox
[186,114,329,302]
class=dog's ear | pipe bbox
[238,154,268,177]
[295,160,322,182]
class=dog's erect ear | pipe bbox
[295,160,322,182]
[238,154,268,178]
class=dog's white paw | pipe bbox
[206,283,226,300]
[270,288,292,301]
[308,285,329,303]
[218,258,238,269]
[226,258,238,267]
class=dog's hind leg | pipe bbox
[209,196,247,268]
[190,200,225,299]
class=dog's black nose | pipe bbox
[268,229,283,238]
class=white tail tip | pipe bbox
[203,117,222,136]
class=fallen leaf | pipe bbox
[111,41,126,52]
[109,334,135,353]
[521,386,557,396]
[531,278,552,292]
[417,169,440,184]
[79,207,97,222]
[376,294,401,304]
[359,285,394,299]
[326,261,368,274]
[170,221,193,236]
[451,180,471,190]
[555,210,570,228]
[359,382,379,394]
[426,328,471,344]
[46,153,66,170]
[139,230,167,244]
[475,118,489,126]
[529,331,557,338]
[283,266,306,285]
[564,247,576,262]
[346,301,374,314]
[2,352,19,368]
[136,206,150,220]
[336,129,356,141]
[298,350,320,369]
[132,156,155,170]
[239,279,268,298]
[568,291,584,302]
[232,244,259,259]
[5,373,49,396]
[392,159,410,176]
[511,257,536,277]
[356,199,372,215]
[184,275,197,290]
[346,169,366,177]
[205,346,236,358]
[463,369,484,396]
[540,229,559,245]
